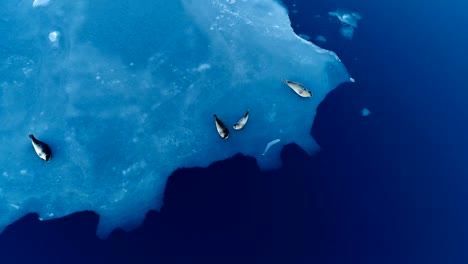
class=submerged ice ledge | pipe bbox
[0,0,351,238]
[329,9,363,40]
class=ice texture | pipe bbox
[0,0,351,238]
[32,0,50,8]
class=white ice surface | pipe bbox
[0,0,351,238]
[32,0,50,8]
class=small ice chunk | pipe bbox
[32,0,50,7]
[48,31,60,46]
[194,63,211,72]
[339,25,354,40]
[361,108,371,116]
[298,34,311,41]
[329,9,362,28]
[262,139,281,156]
[350,77,355,82]
[9,204,20,210]
[315,35,327,42]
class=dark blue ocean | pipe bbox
[1,0,466,263]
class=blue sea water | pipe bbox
[0,0,467,263]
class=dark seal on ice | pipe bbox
[29,134,52,161]
[213,114,229,140]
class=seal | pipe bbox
[282,79,313,97]
[29,134,52,161]
[233,110,250,130]
[213,114,229,140]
